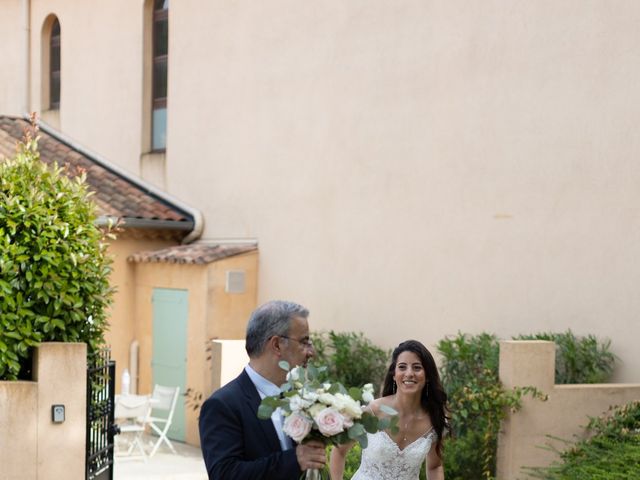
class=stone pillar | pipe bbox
[34,342,87,480]
[497,340,555,480]
[499,340,555,390]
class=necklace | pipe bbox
[399,413,424,444]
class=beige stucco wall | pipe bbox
[0,343,86,480]
[0,0,28,116]
[133,250,258,445]
[4,2,640,381]
[105,236,175,393]
[497,340,640,479]
[0,381,38,480]
[210,340,249,395]
[166,1,640,382]
[28,0,144,173]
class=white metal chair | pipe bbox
[146,384,181,457]
[114,394,153,460]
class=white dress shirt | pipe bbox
[245,364,293,451]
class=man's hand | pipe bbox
[295,440,327,470]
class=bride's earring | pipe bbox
[425,381,429,399]
[393,380,397,394]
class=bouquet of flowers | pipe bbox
[258,361,398,479]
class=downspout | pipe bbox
[36,120,205,244]
[22,0,31,114]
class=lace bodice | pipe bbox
[352,428,437,480]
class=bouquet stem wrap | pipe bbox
[305,468,321,480]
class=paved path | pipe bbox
[114,434,207,480]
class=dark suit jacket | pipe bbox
[199,369,301,479]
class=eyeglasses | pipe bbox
[279,335,314,348]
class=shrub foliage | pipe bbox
[438,330,616,479]
[438,332,546,480]
[311,330,389,390]
[0,126,114,380]
[514,330,616,384]
[526,401,640,479]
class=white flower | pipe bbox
[308,403,325,418]
[334,393,362,419]
[283,412,313,443]
[314,407,345,437]
[318,392,336,405]
[289,394,312,412]
[301,389,319,403]
[362,384,374,404]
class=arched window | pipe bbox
[49,18,61,110]
[152,0,168,150]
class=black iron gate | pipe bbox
[86,349,118,480]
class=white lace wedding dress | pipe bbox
[351,428,437,480]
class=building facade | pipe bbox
[1,1,640,384]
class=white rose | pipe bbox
[283,412,313,443]
[289,394,313,412]
[308,403,325,418]
[302,389,319,403]
[335,393,362,419]
[318,393,335,405]
[314,407,345,437]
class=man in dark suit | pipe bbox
[199,300,327,479]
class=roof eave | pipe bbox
[96,216,195,231]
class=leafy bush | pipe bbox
[514,330,616,384]
[311,331,389,390]
[439,330,616,479]
[438,333,545,480]
[0,125,114,380]
[526,401,640,479]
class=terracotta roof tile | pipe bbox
[128,244,257,265]
[0,116,194,232]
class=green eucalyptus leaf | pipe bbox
[257,404,274,419]
[347,423,366,440]
[278,360,290,372]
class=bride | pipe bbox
[330,340,451,480]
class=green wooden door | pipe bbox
[152,288,188,441]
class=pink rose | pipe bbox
[283,412,313,443]
[314,407,345,437]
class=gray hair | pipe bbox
[245,300,309,357]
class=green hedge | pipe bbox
[514,330,616,384]
[311,330,389,389]
[0,127,114,380]
[438,330,616,480]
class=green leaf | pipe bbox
[348,387,362,402]
[356,433,368,449]
[278,360,290,372]
[347,423,366,440]
[257,404,274,419]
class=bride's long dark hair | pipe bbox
[381,340,451,458]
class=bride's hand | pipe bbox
[329,441,354,480]
[296,440,326,471]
